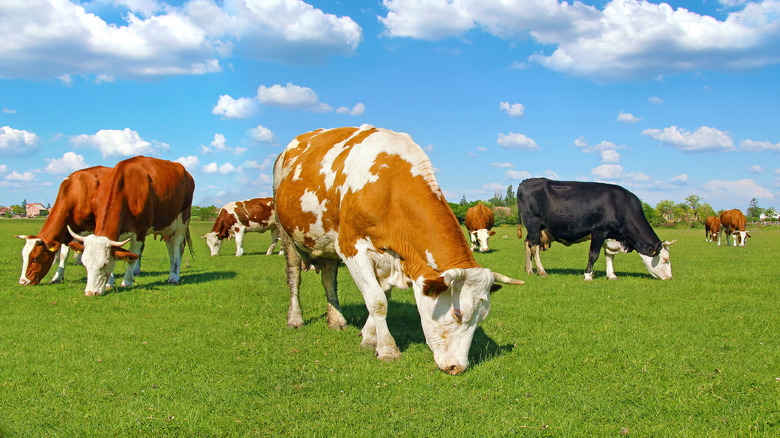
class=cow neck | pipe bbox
[92,177,131,241]
[623,218,661,256]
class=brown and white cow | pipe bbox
[719,209,751,247]
[201,197,280,256]
[464,204,495,253]
[705,216,721,244]
[17,166,112,285]
[273,125,522,375]
[68,156,195,295]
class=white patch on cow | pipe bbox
[18,237,40,285]
[474,229,491,252]
[292,163,302,181]
[81,234,121,295]
[637,245,673,280]
[203,231,222,256]
[736,230,748,246]
[426,250,438,270]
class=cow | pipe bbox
[464,203,495,253]
[516,178,676,281]
[273,125,523,375]
[201,197,280,257]
[68,156,195,295]
[705,216,721,244]
[719,209,750,247]
[17,166,112,285]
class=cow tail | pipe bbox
[185,226,195,260]
[516,209,524,240]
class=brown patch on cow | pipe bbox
[720,209,747,232]
[422,276,449,296]
[465,203,494,232]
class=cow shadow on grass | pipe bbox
[538,268,651,280]
[324,301,513,367]
[126,270,238,290]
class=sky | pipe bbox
[1,0,779,213]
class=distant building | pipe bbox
[26,202,47,217]
[759,211,780,222]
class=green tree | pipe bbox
[655,200,676,222]
[505,185,516,206]
[192,205,218,221]
[642,202,662,227]
[746,197,762,221]
[11,205,24,216]
[698,202,716,224]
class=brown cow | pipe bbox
[719,209,750,247]
[705,216,721,244]
[201,197,280,256]
[273,125,522,375]
[69,156,194,295]
[464,204,495,253]
[17,166,112,285]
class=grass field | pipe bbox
[1,219,778,436]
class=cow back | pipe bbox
[720,209,746,231]
[465,204,494,232]
[40,166,112,243]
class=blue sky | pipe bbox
[1,0,778,212]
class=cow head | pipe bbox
[201,231,222,256]
[17,235,60,285]
[469,229,496,253]
[638,240,677,280]
[414,267,522,375]
[735,230,751,246]
[68,227,136,295]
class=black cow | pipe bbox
[516,178,676,280]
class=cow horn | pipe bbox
[493,272,524,285]
[443,268,466,286]
[663,239,678,247]
[109,238,131,248]
[16,234,32,240]
[67,225,85,242]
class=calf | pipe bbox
[274,125,522,375]
[202,197,280,256]
[517,178,675,280]
[705,216,721,244]
[464,204,495,253]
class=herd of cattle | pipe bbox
[15,125,752,374]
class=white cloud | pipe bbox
[0,126,39,157]
[212,94,258,119]
[201,133,246,155]
[740,139,780,153]
[642,126,735,152]
[0,164,7,173]
[45,151,87,174]
[747,165,763,173]
[336,102,366,116]
[71,128,169,158]
[476,147,488,152]
[699,178,774,206]
[176,155,200,171]
[243,155,276,171]
[203,162,218,174]
[600,149,621,163]
[500,101,525,118]
[0,0,361,80]
[670,173,688,184]
[545,170,559,179]
[219,162,238,174]
[3,108,15,114]
[575,137,623,154]
[249,125,276,144]
[497,132,538,150]
[490,162,514,168]
[591,164,624,180]
[649,97,664,104]
[617,111,641,123]
[380,0,780,81]
[257,83,320,109]
[506,169,532,180]
[5,170,36,181]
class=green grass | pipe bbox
[2,219,779,436]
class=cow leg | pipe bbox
[234,226,246,257]
[525,240,547,277]
[342,255,401,362]
[50,244,69,284]
[532,244,547,277]
[523,240,534,274]
[320,259,346,330]
[121,239,145,287]
[603,239,622,280]
[166,228,188,284]
[469,232,478,252]
[266,227,280,255]
[282,235,304,329]
[584,236,605,281]
[132,241,144,276]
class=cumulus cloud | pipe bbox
[747,165,763,173]
[249,125,277,144]
[379,0,780,81]
[575,137,624,157]
[490,162,514,168]
[0,0,362,80]
[0,126,40,157]
[617,111,641,123]
[670,173,688,184]
[71,128,169,158]
[176,155,200,171]
[200,133,246,155]
[699,178,775,206]
[649,97,663,104]
[212,94,258,119]
[5,171,36,181]
[500,101,525,118]
[497,132,538,150]
[203,161,242,174]
[336,102,366,116]
[600,149,621,163]
[591,164,624,180]
[740,139,780,153]
[642,126,735,152]
[3,108,15,114]
[506,169,532,180]
[257,83,320,109]
[44,152,87,174]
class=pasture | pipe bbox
[1,219,778,436]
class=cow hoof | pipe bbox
[167,279,179,284]
[538,272,548,278]
[328,317,347,331]
[360,336,377,350]
[50,278,63,284]
[607,275,618,280]
[376,347,401,362]
[287,318,304,329]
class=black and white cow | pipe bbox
[516,178,676,281]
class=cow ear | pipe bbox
[489,231,496,236]
[489,284,502,293]
[46,241,61,252]
[422,276,449,297]
[113,248,140,262]
[68,241,85,253]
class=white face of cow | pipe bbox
[202,232,222,256]
[80,235,118,295]
[470,229,493,253]
[637,240,676,280]
[413,267,494,375]
[735,231,749,246]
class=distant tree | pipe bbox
[698,203,716,224]
[655,200,676,222]
[22,199,27,209]
[489,191,506,207]
[192,205,218,221]
[11,205,25,216]
[505,185,516,206]
[684,194,704,222]
[746,197,762,221]
[459,195,467,205]
[642,202,662,227]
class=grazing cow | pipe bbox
[68,156,195,295]
[705,216,721,244]
[201,197,280,257]
[464,204,496,253]
[274,125,522,375]
[719,209,750,247]
[517,178,676,281]
[17,166,112,285]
